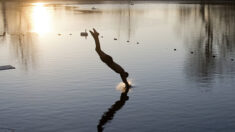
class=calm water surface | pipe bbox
[0,1,235,132]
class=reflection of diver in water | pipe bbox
[97,87,130,132]
[89,28,130,88]
[90,28,131,131]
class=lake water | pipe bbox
[0,1,235,132]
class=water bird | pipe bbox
[81,30,88,38]
[127,40,130,43]
[231,58,234,61]
[101,36,103,38]
[190,51,194,54]
[0,65,15,71]
[69,33,72,35]
[92,7,96,10]
[137,42,139,44]
[114,38,117,40]
[212,55,216,58]
[58,33,61,36]
[174,49,176,51]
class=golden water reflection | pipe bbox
[0,1,54,69]
[1,1,235,72]
[176,4,235,83]
[31,3,52,34]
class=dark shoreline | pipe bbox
[1,0,235,4]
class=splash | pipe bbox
[116,79,134,93]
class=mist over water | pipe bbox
[0,1,235,132]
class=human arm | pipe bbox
[121,74,130,88]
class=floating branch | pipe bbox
[0,65,16,71]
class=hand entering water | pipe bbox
[89,28,99,39]
[89,28,131,88]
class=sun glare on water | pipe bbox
[31,3,52,35]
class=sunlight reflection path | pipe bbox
[31,3,52,35]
